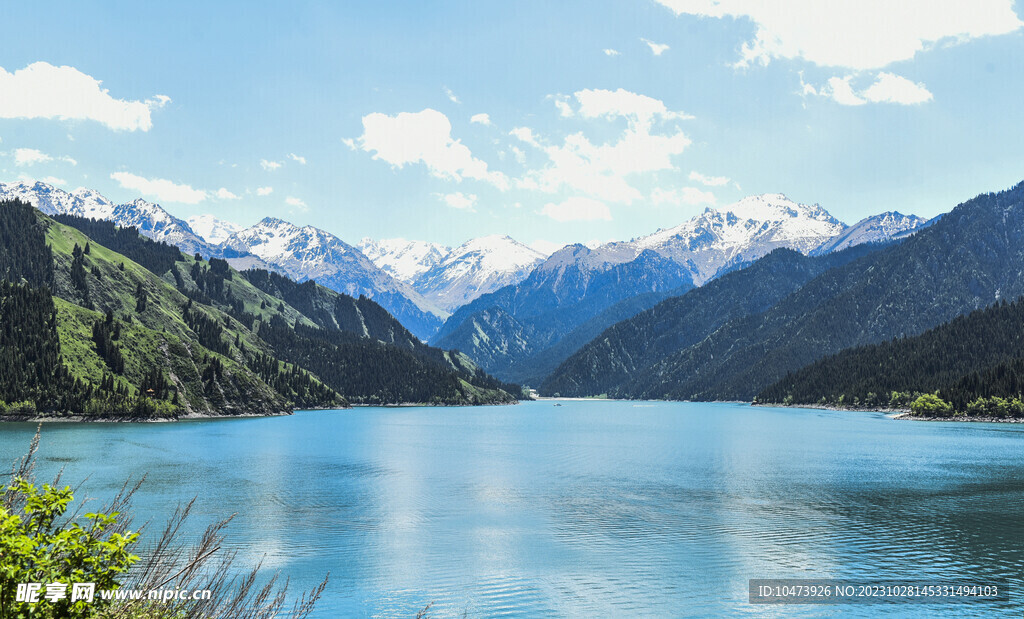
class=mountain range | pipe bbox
[9,173,1024,419]
[543,182,1024,401]
[430,194,929,384]
[1,182,929,351]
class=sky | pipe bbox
[1,1,1023,251]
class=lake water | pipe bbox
[2,401,1023,617]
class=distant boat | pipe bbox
[554,403,562,407]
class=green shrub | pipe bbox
[910,393,953,417]
[1,479,138,618]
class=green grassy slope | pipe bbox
[1,200,516,419]
[43,215,338,417]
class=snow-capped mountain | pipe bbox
[358,237,450,282]
[810,211,930,255]
[188,214,243,244]
[412,235,546,312]
[588,193,846,285]
[0,180,108,218]
[2,180,930,343]
[429,193,930,382]
[222,218,446,338]
[0,181,216,255]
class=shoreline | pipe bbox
[758,402,1024,423]
[1,398,521,423]
[891,412,1024,423]
[761,403,909,414]
[0,409,295,423]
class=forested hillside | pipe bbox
[0,200,517,419]
[758,296,1024,412]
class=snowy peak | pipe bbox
[359,233,546,311]
[412,234,545,311]
[69,187,117,218]
[187,214,243,244]
[443,234,544,274]
[591,193,847,285]
[811,211,930,255]
[224,218,348,265]
[721,193,840,225]
[358,237,450,282]
[0,181,112,218]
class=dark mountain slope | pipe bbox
[541,243,881,396]
[758,296,1024,409]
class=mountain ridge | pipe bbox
[2,181,929,346]
[545,181,1024,401]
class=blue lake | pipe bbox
[2,401,1023,617]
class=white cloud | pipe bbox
[11,148,77,167]
[861,72,934,104]
[470,113,491,125]
[514,89,692,204]
[256,186,274,196]
[825,76,867,105]
[654,0,1023,70]
[0,62,169,131]
[651,186,717,206]
[288,153,307,165]
[510,126,539,146]
[806,72,933,106]
[541,196,612,222]
[551,95,574,118]
[641,38,670,55]
[14,148,51,166]
[285,196,308,211]
[110,172,207,204]
[689,170,730,186]
[603,48,621,56]
[39,176,67,186]
[260,159,282,171]
[437,191,477,210]
[510,145,526,164]
[353,108,509,189]
[444,87,460,104]
[215,187,240,200]
[573,88,693,127]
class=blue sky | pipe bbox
[1,1,1022,250]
